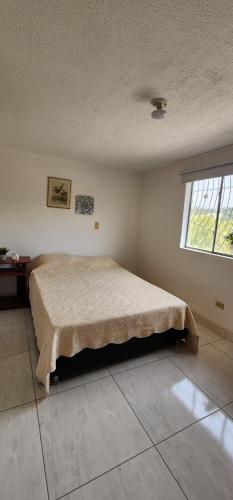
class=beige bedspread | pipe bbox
[29,254,198,393]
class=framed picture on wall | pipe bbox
[47,177,72,209]
[75,195,94,215]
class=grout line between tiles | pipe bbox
[0,399,36,414]
[154,402,232,498]
[109,361,222,449]
[0,348,29,358]
[222,408,233,419]
[0,320,229,410]
[109,370,153,445]
[31,346,173,401]
[107,353,166,376]
[110,346,230,500]
[107,349,174,375]
[108,350,223,413]
[109,370,189,500]
[195,318,226,338]
[222,400,233,409]
[210,341,233,362]
[35,373,112,401]
[31,349,170,401]
[33,340,222,403]
[35,403,50,500]
[25,321,36,395]
[30,349,170,403]
[154,408,220,446]
[4,317,230,500]
[23,308,28,322]
[26,321,50,500]
[0,316,35,413]
[10,337,228,405]
[154,446,189,500]
[221,400,233,419]
[170,350,233,411]
[57,445,154,500]
[167,355,222,408]
[197,339,223,347]
[0,321,26,328]
[0,316,29,357]
[28,335,233,417]
[105,339,216,372]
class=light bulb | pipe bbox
[151,108,167,120]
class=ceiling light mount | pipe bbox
[151,97,168,120]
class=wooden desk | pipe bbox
[0,257,31,310]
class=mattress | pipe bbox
[29,254,199,393]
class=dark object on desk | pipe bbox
[0,256,31,310]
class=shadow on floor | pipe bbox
[51,329,187,384]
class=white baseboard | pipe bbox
[226,329,233,343]
[192,311,228,339]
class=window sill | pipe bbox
[180,245,233,261]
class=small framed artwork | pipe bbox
[75,195,94,215]
[47,177,72,209]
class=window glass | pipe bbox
[214,175,233,256]
[186,177,221,252]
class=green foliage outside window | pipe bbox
[186,175,233,257]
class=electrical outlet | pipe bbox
[215,300,224,310]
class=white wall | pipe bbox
[139,146,233,331]
[0,147,142,294]
[1,144,232,332]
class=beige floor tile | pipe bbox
[31,349,110,399]
[160,344,179,357]
[0,322,28,356]
[108,349,165,374]
[0,308,25,326]
[224,402,233,418]
[159,339,192,358]
[0,403,48,500]
[26,321,38,351]
[37,377,151,499]
[212,338,233,360]
[172,344,233,406]
[158,411,233,500]
[0,352,35,411]
[66,448,185,500]
[226,329,233,343]
[197,322,222,346]
[114,358,218,443]
[24,307,33,323]
[193,313,226,337]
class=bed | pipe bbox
[29,254,199,393]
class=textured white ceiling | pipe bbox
[0,1,233,170]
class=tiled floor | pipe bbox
[0,310,233,500]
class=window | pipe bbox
[182,174,233,258]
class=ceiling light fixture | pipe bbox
[151,97,167,120]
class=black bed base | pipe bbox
[50,328,187,385]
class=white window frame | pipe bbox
[180,178,233,259]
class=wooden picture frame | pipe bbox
[47,177,72,209]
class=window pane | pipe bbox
[186,177,221,252]
[214,175,233,256]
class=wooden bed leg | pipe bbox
[176,338,186,345]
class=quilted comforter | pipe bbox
[29,254,198,393]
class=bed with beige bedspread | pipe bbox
[29,254,198,393]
